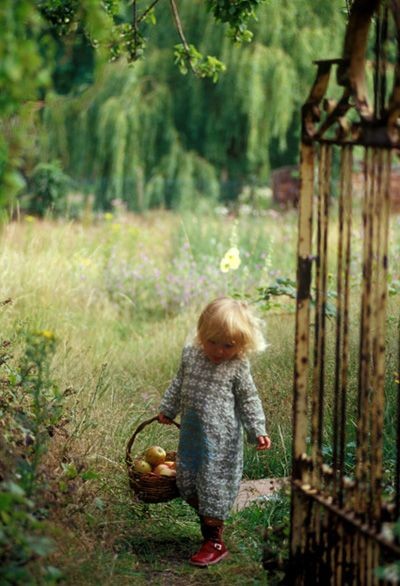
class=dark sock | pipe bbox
[199,515,224,542]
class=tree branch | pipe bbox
[169,0,196,73]
[137,0,162,25]
[169,0,190,52]
[133,0,138,48]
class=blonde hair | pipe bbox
[196,297,267,356]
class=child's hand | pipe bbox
[256,435,271,450]
[157,412,174,425]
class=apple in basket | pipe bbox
[144,446,166,466]
[153,463,177,477]
[133,459,152,474]
[164,461,176,470]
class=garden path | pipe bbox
[233,477,289,511]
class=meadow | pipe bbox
[1,205,400,584]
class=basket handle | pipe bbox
[125,415,180,466]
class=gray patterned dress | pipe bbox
[159,343,267,520]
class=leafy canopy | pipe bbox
[41,1,346,210]
[0,0,267,208]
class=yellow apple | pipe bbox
[144,446,166,466]
[153,464,176,477]
[133,459,152,474]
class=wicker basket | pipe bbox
[125,415,180,503]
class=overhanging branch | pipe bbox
[169,0,196,74]
[137,0,162,25]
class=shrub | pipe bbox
[0,331,64,584]
[27,161,71,217]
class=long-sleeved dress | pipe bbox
[159,343,267,520]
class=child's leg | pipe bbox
[190,516,228,567]
[199,516,223,541]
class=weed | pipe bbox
[0,331,65,584]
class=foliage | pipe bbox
[388,276,400,296]
[257,276,338,318]
[0,0,117,209]
[0,2,49,118]
[0,481,61,586]
[375,562,400,583]
[36,0,267,68]
[104,239,243,313]
[0,330,64,584]
[26,161,72,217]
[0,1,47,207]
[0,0,269,213]
[42,64,221,210]
[42,1,346,211]
[257,277,297,311]
[174,44,226,81]
[207,0,266,43]
[1,1,349,214]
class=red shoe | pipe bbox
[189,540,229,567]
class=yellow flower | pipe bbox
[80,257,92,267]
[35,330,55,340]
[111,222,121,233]
[220,247,241,273]
[225,247,241,269]
[104,212,113,221]
[25,215,35,223]
[220,257,231,273]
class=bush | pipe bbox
[0,331,64,584]
[27,161,71,217]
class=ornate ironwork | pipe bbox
[289,1,400,583]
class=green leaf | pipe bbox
[62,462,78,480]
[81,470,99,481]
[25,535,55,557]
[45,565,63,580]
[94,497,105,511]
[0,493,14,511]
[2,481,26,498]
[58,480,68,493]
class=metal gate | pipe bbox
[289,1,400,583]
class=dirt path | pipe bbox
[233,477,289,511]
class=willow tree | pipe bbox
[155,0,346,197]
[43,1,346,209]
[43,60,220,210]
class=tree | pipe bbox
[41,1,347,210]
[0,0,267,211]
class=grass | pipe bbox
[1,206,400,583]
[0,211,298,474]
[1,209,296,584]
[46,485,290,585]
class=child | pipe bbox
[158,296,271,567]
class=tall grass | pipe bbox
[0,213,295,424]
[1,209,400,475]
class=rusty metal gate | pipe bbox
[289,1,400,583]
